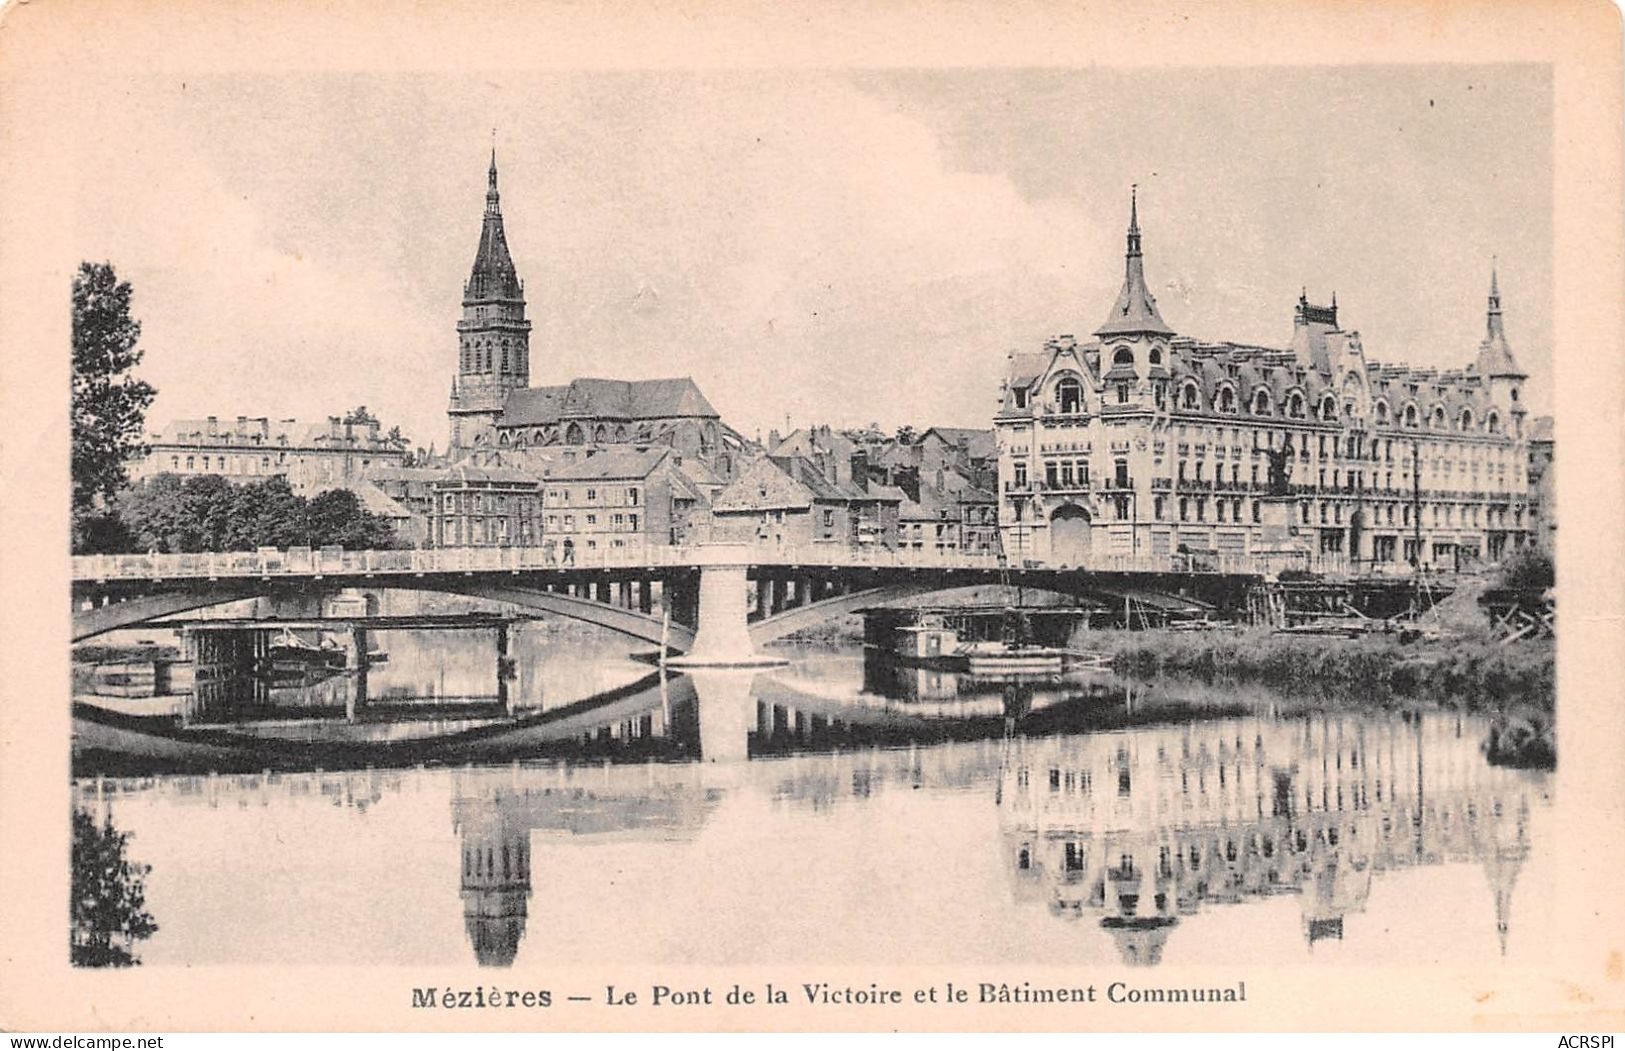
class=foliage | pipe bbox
[895,425,918,446]
[111,474,400,553]
[1496,546,1554,593]
[72,263,156,544]
[70,808,158,967]
[1097,628,1554,711]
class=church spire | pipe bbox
[467,147,521,302]
[1097,185,1174,338]
[486,140,502,217]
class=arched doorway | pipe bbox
[1049,504,1092,565]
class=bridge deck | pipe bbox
[73,542,1295,585]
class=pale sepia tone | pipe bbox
[2,0,1622,1033]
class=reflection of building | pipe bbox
[995,191,1534,568]
[449,770,720,967]
[998,712,1538,964]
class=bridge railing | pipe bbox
[73,542,1282,583]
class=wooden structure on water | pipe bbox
[1245,576,1453,632]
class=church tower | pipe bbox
[449,149,532,452]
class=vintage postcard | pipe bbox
[1,0,1621,1034]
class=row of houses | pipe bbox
[213,419,1004,555]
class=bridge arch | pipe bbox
[72,579,697,651]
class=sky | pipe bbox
[65,65,1553,450]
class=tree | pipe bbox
[70,808,158,967]
[895,425,918,446]
[72,263,156,545]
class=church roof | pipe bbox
[1096,187,1175,338]
[497,377,719,427]
[465,150,523,302]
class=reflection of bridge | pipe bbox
[73,543,1263,659]
[81,703,1546,970]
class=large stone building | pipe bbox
[995,190,1534,571]
[446,152,747,481]
[130,412,408,496]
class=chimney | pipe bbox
[206,416,218,435]
[896,465,921,503]
[849,451,869,493]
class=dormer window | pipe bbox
[1056,377,1083,415]
[1014,388,1029,410]
[1149,348,1163,367]
[1253,391,1272,416]
[1218,388,1236,413]
[1181,383,1200,410]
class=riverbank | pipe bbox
[1088,626,1554,709]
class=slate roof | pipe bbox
[497,377,718,427]
[922,427,997,461]
[547,448,673,482]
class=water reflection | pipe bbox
[997,712,1535,964]
[76,683,1548,969]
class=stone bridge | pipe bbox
[72,542,1264,663]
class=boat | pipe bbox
[960,603,1065,676]
[889,616,963,669]
[256,631,347,681]
[959,641,1066,676]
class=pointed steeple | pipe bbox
[486,144,501,217]
[1097,185,1174,338]
[1486,258,1503,341]
[467,147,522,302]
[1475,260,1524,378]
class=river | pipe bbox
[71,623,1554,970]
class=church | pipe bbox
[446,152,748,481]
[994,189,1535,572]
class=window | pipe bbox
[1182,383,1200,410]
[1013,462,1027,488]
[1253,391,1271,415]
[629,488,640,506]
[1056,377,1083,414]
[1179,498,1188,522]
[1013,388,1028,409]
[1117,384,1130,404]
[1154,496,1165,520]
[629,514,638,531]
[1114,459,1129,488]
[586,488,597,501]
[823,509,835,528]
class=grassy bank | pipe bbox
[1090,627,1554,710]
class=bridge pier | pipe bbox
[666,561,787,668]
